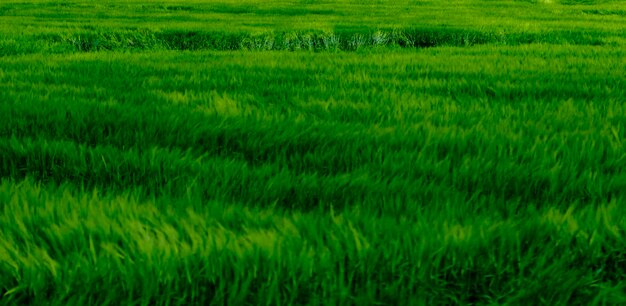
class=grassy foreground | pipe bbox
[1,0,626,305]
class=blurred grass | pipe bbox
[2,47,625,211]
[1,0,626,304]
[1,178,626,305]
[2,45,626,304]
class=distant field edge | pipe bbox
[1,27,621,56]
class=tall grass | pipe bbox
[1,0,625,55]
[1,0,626,304]
[2,45,625,303]
[2,178,626,305]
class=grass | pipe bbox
[1,0,626,54]
[2,178,626,305]
[1,0,626,305]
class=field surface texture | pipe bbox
[1,0,626,305]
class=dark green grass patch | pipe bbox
[582,9,626,15]
[0,27,617,55]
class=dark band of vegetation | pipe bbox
[1,0,625,55]
[1,0,625,305]
[1,27,619,55]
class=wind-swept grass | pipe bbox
[2,44,626,304]
[2,178,626,305]
[1,0,626,304]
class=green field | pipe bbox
[1,0,626,304]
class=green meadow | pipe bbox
[1,0,626,304]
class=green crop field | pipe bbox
[1,0,626,304]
